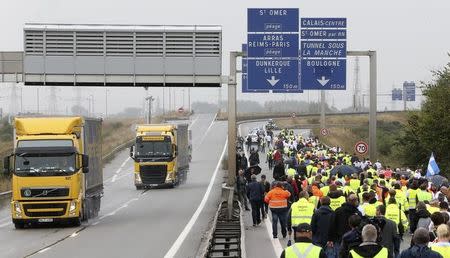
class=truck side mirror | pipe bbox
[3,155,11,175]
[129,145,135,159]
[82,154,89,173]
[173,144,178,156]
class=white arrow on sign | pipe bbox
[317,76,330,86]
[266,76,280,87]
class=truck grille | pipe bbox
[23,203,67,217]
[139,165,167,185]
[21,188,69,198]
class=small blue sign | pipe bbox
[248,59,299,91]
[392,89,403,101]
[300,59,346,90]
[403,82,416,101]
[301,18,347,28]
[248,8,299,32]
[248,34,299,58]
[301,41,346,58]
[301,29,346,40]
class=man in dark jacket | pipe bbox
[350,224,391,258]
[334,194,362,257]
[340,215,362,258]
[399,228,443,258]
[247,174,265,226]
[249,149,260,166]
[273,160,285,181]
[374,205,399,258]
[311,196,336,248]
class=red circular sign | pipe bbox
[177,107,184,113]
[354,141,369,155]
[320,128,329,136]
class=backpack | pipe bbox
[359,216,386,243]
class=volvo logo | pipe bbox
[23,189,32,197]
[42,190,48,196]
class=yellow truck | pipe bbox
[3,117,103,228]
[130,124,189,189]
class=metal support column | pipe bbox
[320,91,325,129]
[347,50,377,161]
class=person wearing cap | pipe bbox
[280,223,326,258]
[349,224,390,258]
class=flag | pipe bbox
[426,152,440,177]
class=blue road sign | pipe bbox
[248,34,299,58]
[248,8,299,32]
[300,29,346,40]
[403,82,416,101]
[301,41,346,58]
[392,89,403,101]
[301,18,347,28]
[248,59,299,91]
[300,59,346,90]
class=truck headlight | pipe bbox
[69,200,77,215]
[14,202,22,217]
[135,173,142,183]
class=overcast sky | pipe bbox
[1,0,449,115]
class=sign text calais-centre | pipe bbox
[246,8,301,92]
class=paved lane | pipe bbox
[0,113,227,258]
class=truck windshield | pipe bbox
[15,153,76,176]
[135,141,172,158]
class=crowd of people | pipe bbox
[236,127,450,258]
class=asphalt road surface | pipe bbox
[0,113,227,258]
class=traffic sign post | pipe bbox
[392,88,403,101]
[355,141,369,155]
[320,128,329,136]
[403,81,415,101]
[246,8,301,93]
[300,18,347,90]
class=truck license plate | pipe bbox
[38,218,53,223]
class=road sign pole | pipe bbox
[347,51,377,161]
[320,91,325,129]
[369,51,377,162]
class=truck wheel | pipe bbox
[136,185,143,190]
[14,222,25,229]
[72,217,81,227]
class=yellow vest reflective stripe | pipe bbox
[407,189,418,210]
[350,247,388,258]
[329,196,346,211]
[350,179,360,191]
[285,243,322,258]
[417,190,432,202]
[430,244,450,258]
[291,199,315,226]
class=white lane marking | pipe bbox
[0,222,11,228]
[188,115,199,130]
[37,247,51,254]
[106,156,131,183]
[111,175,118,183]
[239,123,284,256]
[164,138,228,258]
[70,232,78,238]
[98,197,139,220]
[196,113,217,149]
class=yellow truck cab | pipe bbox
[130,124,189,189]
[3,117,103,229]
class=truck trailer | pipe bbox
[3,117,103,228]
[130,124,189,189]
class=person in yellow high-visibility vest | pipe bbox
[429,224,450,258]
[417,183,432,203]
[406,182,419,233]
[291,191,315,227]
[328,185,346,211]
[280,223,326,258]
[350,175,361,192]
[385,197,408,235]
[349,224,388,258]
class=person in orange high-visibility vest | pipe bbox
[265,182,291,239]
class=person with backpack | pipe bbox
[375,205,399,258]
[413,201,432,231]
[339,215,362,258]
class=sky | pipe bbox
[0,0,449,115]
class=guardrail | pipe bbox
[0,138,135,199]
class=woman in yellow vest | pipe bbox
[429,224,450,258]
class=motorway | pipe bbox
[0,113,227,258]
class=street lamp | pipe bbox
[145,96,155,123]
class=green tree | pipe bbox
[396,58,450,176]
